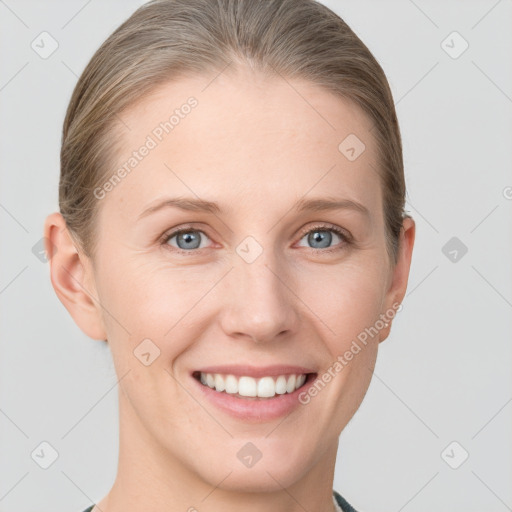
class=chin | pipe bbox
[193,445,315,494]
[204,467,305,494]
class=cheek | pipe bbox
[296,260,387,345]
[97,258,216,365]
[97,254,186,327]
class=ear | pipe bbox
[43,212,107,341]
[379,216,416,343]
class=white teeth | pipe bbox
[225,374,238,394]
[275,375,288,395]
[285,374,296,393]
[257,376,276,398]
[239,376,257,397]
[206,373,215,388]
[197,372,309,398]
[214,374,225,392]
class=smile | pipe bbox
[192,371,314,399]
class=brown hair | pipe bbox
[60,0,410,265]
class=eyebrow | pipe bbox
[137,196,370,220]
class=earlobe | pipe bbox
[43,212,107,341]
[379,216,416,343]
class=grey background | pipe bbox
[1,1,511,511]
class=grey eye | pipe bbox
[167,230,208,250]
[297,228,344,250]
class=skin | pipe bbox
[45,66,415,512]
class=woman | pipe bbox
[44,0,415,511]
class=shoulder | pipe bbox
[83,497,360,512]
[333,489,364,512]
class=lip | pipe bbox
[190,371,318,423]
[192,364,316,378]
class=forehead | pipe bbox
[102,68,382,221]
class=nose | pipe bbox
[218,250,300,344]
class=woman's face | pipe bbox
[73,68,414,492]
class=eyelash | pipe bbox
[160,223,352,256]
